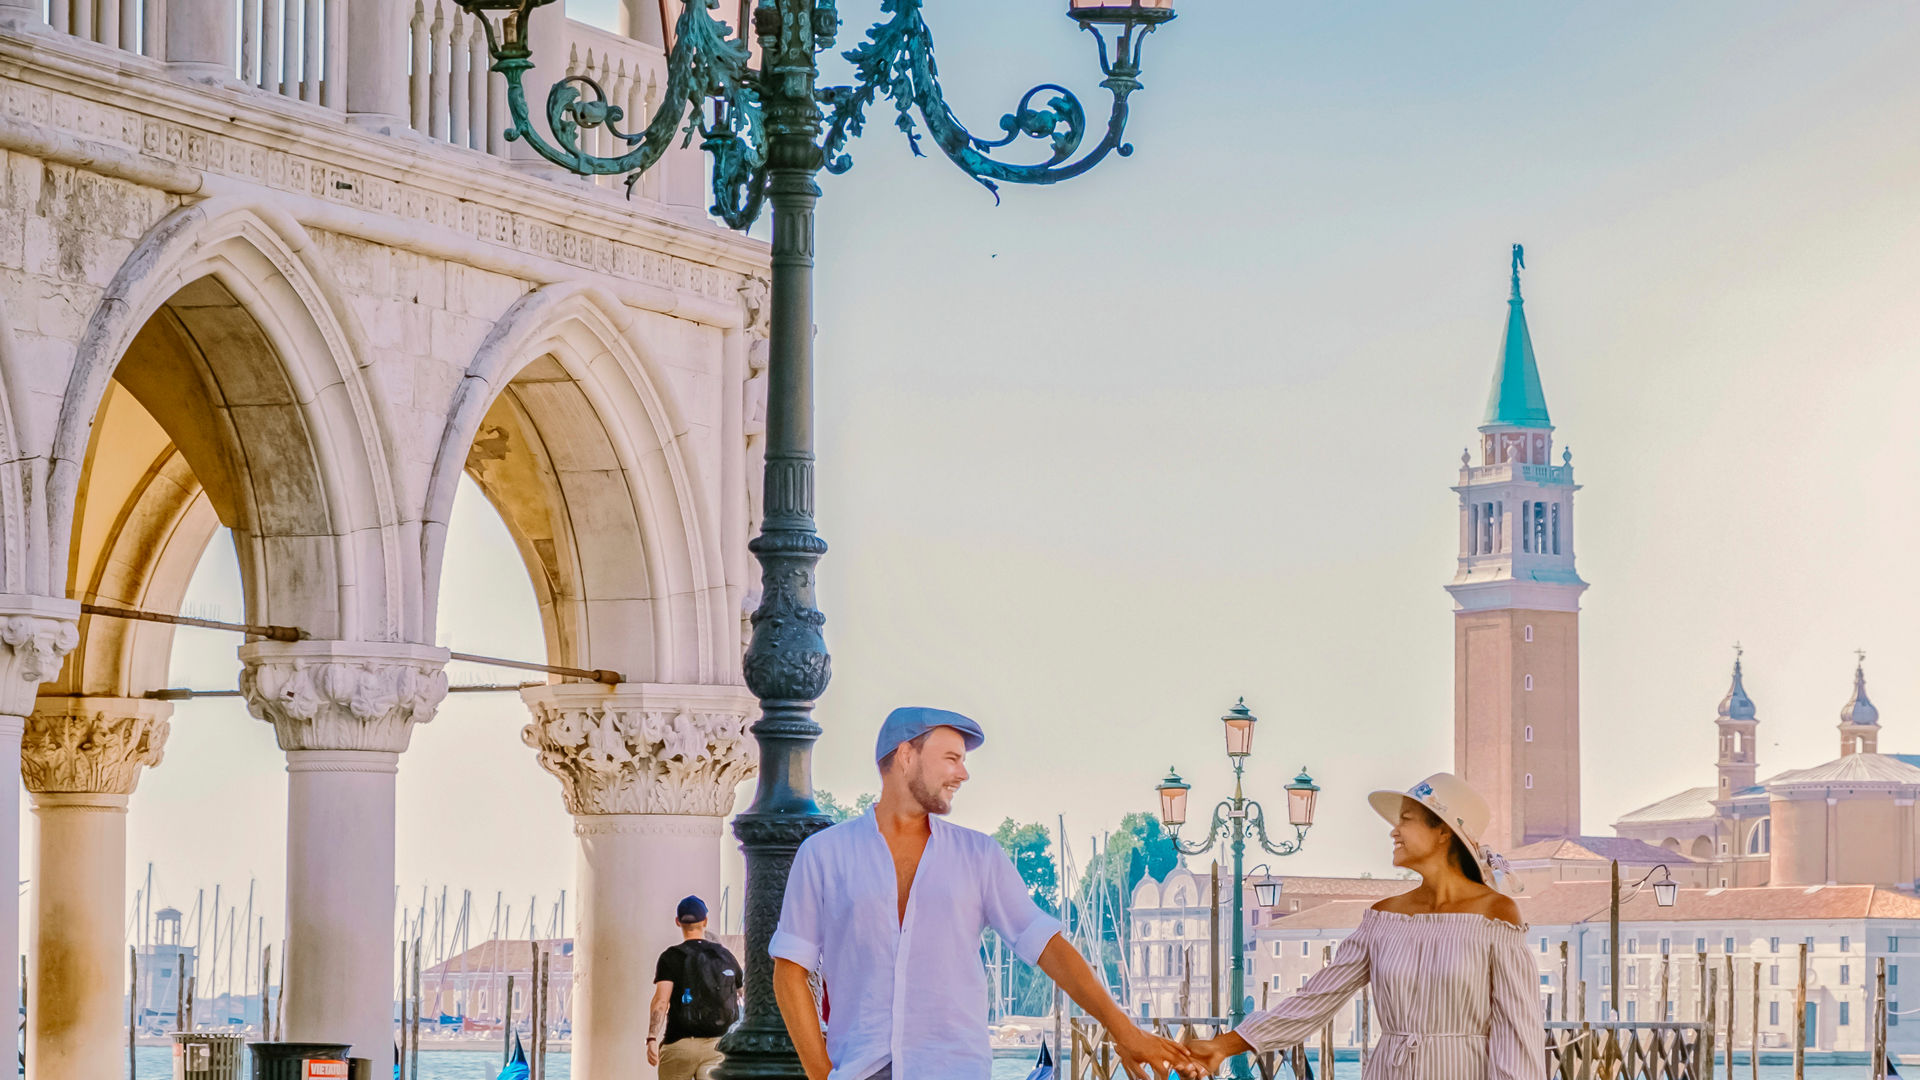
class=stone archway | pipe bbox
[423,282,754,1080]
[25,199,438,1074]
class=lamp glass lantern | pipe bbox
[1253,879,1280,907]
[1651,869,1678,908]
[1068,0,1177,25]
[1222,699,1257,758]
[1285,769,1320,828]
[1156,768,1191,829]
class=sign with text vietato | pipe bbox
[303,1063,348,1080]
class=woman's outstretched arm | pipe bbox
[1186,919,1372,1070]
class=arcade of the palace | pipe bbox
[0,0,767,1076]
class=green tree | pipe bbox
[992,818,1059,916]
[817,790,876,823]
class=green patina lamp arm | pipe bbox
[1243,800,1307,858]
[822,0,1163,197]
[1167,801,1234,858]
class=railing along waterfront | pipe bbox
[1061,1018,1710,1080]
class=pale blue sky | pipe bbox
[105,0,1920,959]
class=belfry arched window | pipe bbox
[1747,819,1771,855]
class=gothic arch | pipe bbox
[0,297,31,597]
[423,282,725,684]
[44,198,406,668]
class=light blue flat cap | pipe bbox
[875,706,985,763]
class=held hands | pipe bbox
[1112,1024,1206,1080]
[1179,1032,1254,1075]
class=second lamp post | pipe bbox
[1156,698,1320,1080]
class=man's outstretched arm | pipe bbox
[773,957,834,1080]
[1035,935,1200,1080]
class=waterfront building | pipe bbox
[1614,655,1920,890]
[0,4,766,1077]
[1256,881,1920,1059]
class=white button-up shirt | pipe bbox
[769,808,1065,1080]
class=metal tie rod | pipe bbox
[78,602,624,685]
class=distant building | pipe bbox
[423,939,578,1031]
[133,907,196,1031]
[1125,863,1405,1019]
[1258,880,1920,1057]
[1615,654,1920,890]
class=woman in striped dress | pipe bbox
[1184,773,1544,1080]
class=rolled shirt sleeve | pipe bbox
[768,838,824,972]
[981,842,1065,965]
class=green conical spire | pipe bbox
[1482,243,1552,430]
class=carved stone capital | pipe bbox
[0,595,79,718]
[521,683,759,816]
[22,697,170,796]
[239,641,450,753]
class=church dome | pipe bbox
[1718,657,1756,721]
[1841,659,1879,728]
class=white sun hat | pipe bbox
[1368,772,1521,895]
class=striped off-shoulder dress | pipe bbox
[1235,908,1544,1080]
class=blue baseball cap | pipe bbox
[676,896,708,924]
[874,706,985,764]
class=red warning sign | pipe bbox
[303,1062,349,1080]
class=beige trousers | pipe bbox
[657,1036,724,1080]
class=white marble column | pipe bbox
[22,697,170,1080]
[0,598,79,1025]
[520,683,757,1080]
[240,640,448,1062]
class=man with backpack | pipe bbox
[648,895,742,1079]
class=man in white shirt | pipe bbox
[770,707,1198,1080]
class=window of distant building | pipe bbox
[1842,964,1851,985]
[1841,1002,1851,1026]
[1770,1001,1780,1026]
[1770,937,1780,953]
[1525,625,1534,642]
[1628,939,1638,955]
[1540,938,1549,953]
[1720,878,1729,888]
[1525,774,1533,789]
[1525,725,1533,742]
[1627,1002,1637,1022]
[1602,938,1610,955]
[1841,936,1851,952]
[1252,911,1260,926]
[1539,974,1550,986]
[1891,937,1901,953]
[1660,938,1670,954]
[1300,974,1309,988]
[1524,674,1534,691]
[1272,975,1282,991]
[1893,1002,1901,1028]
[1726,937,1735,953]
[1696,937,1706,953]
[1770,965,1779,986]
[1272,941,1281,958]
[1807,937,1815,950]
[1626,967,1637,986]
[1892,964,1900,987]
[1601,967,1611,987]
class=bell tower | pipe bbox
[1839,652,1879,757]
[1447,245,1589,852]
[1716,648,1759,796]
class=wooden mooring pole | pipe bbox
[1560,941,1570,1021]
[1751,959,1760,1080]
[1876,957,1889,1080]
[1793,942,1807,1080]
[1725,954,1735,1080]
[128,946,137,1079]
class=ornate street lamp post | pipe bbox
[1155,698,1319,1080]
[454,0,1177,1075]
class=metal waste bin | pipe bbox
[346,1058,373,1080]
[171,1033,246,1080]
[247,1042,353,1080]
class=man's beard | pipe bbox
[906,767,953,815]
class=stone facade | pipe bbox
[0,0,769,1074]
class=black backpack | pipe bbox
[671,942,740,1037]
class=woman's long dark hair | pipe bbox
[1413,803,1484,885]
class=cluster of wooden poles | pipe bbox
[394,937,556,1080]
[119,944,283,1075]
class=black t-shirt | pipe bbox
[654,939,742,1043]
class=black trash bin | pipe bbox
[248,1042,353,1080]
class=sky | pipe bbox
[90,0,1920,968]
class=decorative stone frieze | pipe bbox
[238,641,450,753]
[21,698,170,796]
[0,596,80,719]
[521,683,759,816]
